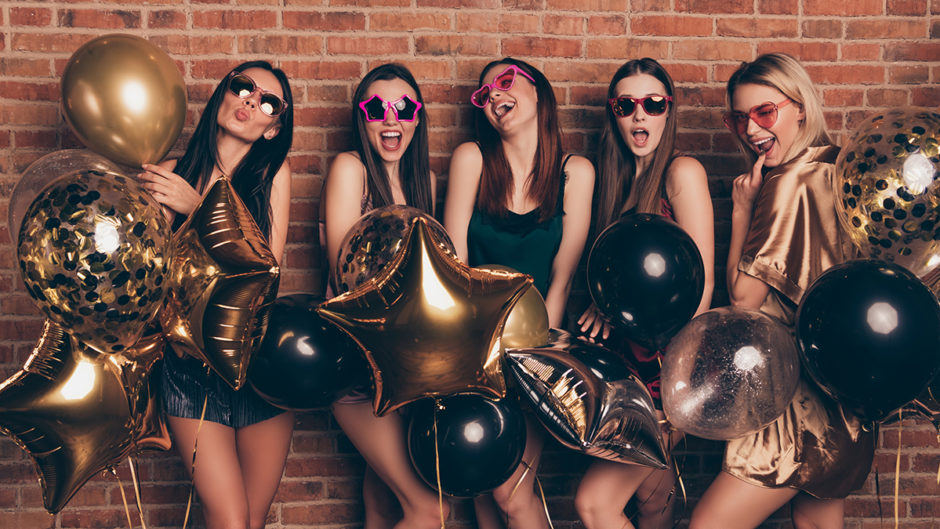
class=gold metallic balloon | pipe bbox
[506,329,667,469]
[834,109,940,278]
[318,217,531,416]
[333,205,455,293]
[9,150,122,240]
[161,178,280,390]
[0,320,168,513]
[17,169,170,354]
[117,325,171,452]
[476,264,550,349]
[61,34,186,166]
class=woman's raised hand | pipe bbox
[138,163,203,216]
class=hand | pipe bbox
[577,304,611,341]
[138,163,202,216]
[731,153,765,213]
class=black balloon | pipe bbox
[408,395,526,497]
[248,294,369,411]
[506,329,667,468]
[797,259,940,423]
[587,213,704,350]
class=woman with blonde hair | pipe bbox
[688,52,875,529]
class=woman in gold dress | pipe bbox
[688,53,875,529]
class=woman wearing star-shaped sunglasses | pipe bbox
[321,63,444,529]
[688,53,875,529]
[574,57,714,529]
[445,57,595,529]
[138,60,294,529]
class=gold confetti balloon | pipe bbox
[834,109,940,278]
[17,169,170,354]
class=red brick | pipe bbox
[759,0,798,13]
[634,15,713,36]
[11,33,93,53]
[912,86,940,107]
[502,36,582,58]
[846,18,927,39]
[369,12,451,31]
[587,15,627,35]
[632,0,672,9]
[59,9,141,28]
[0,512,54,529]
[150,35,235,55]
[282,503,361,525]
[757,41,839,62]
[238,35,324,55]
[665,63,710,83]
[842,43,882,61]
[889,65,930,84]
[802,19,843,38]
[193,9,277,29]
[866,88,910,107]
[547,0,628,9]
[0,81,57,101]
[415,35,499,57]
[327,35,409,56]
[674,39,753,61]
[586,38,669,60]
[283,11,365,31]
[504,0,543,7]
[805,0,883,14]
[805,64,885,85]
[823,88,865,106]
[10,8,52,26]
[60,508,132,528]
[885,41,940,61]
[544,14,584,35]
[677,0,753,13]
[0,58,50,77]
[280,61,362,81]
[676,85,726,106]
[148,9,186,28]
[888,0,929,14]
[717,17,797,37]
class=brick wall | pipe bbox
[0,1,937,528]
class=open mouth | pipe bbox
[632,128,649,147]
[752,137,775,154]
[381,131,402,150]
[494,101,515,119]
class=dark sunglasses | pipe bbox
[607,95,673,118]
[470,65,536,108]
[358,94,422,122]
[227,72,289,117]
[723,99,793,136]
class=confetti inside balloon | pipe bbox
[17,169,170,354]
[834,109,940,278]
[333,205,455,293]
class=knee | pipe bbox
[573,490,606,526]
[205,510,249,529]
[403,495,449,529]
[635,475,674,518]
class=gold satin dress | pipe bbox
[723,145,876,499]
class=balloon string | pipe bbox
[894,412,902,529]
[936,433,940,485]
[533,473,554,529]
[128,456,148,529]
[433,400,445,529]
[112,469,134,529]
[504,460,553,529]
[183,393,209,529]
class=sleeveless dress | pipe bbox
[467,155,572,297]
[723,145,875,499]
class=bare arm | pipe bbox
[138,159,203,218]
[443,142,484,264]
[544,155,595,328]
[267,161,292,266]
[726,154,770,310]
[322,152,368,273]
[665,156,715,316]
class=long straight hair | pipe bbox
[173,60,294,238]
[350,63,433,215]
[594,58,677,233]
[726,53,832,165]
[474,58,563,222]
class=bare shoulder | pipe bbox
[563,154,595,181]
[329,151,366,175]
[665,155,707,196]
[452,141,483,162]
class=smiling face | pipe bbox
[612,73,670,162]
[730,83,804,167]
[216,67,283,143]
[361,77,420,166]
[478,63,538,134]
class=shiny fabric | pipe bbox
[724,145,876,499]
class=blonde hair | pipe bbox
[726,53,832,164]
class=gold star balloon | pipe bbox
[318,217,531,416]
[161,178,279,390]
[0,320,168,513]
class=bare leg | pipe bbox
[363,465,400,529]
[473,494,507,529]
[688,472,798,529]
[791,494,844,529]
[235,412,295,529]
[576,459,655,529]
[488,416,549,529]
[168,416,249,529]
[633,463,677,529]
[332,401,447,529]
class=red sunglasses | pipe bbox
[723,99,793,136]
[608,95,673,118]
[470,65,536,108]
